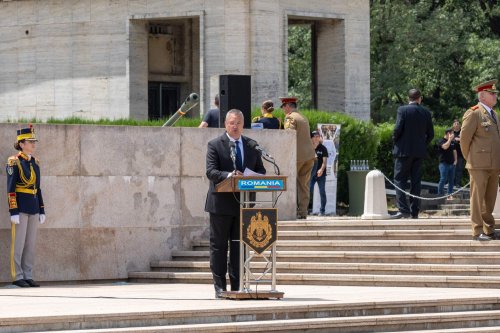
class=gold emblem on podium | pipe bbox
[241,208,277,254]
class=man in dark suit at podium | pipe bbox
[205,109,266,298]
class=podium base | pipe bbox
[221,290,284,300]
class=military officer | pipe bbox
[281,97,316,219]
[460,79,500,241]
[252,100,282,129]
[7,125,45,287]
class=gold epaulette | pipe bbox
[7,155,18,167]
[252,116,260,122]
[284,115,297,130]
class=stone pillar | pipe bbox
[361,170,391,220]
[316,19,345,112]
[249,0,282,105]
[128,20,148,120]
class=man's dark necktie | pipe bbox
[491,110,497,124]
[235,140,243,171]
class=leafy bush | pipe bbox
[302,110,379,204]
[252,108,380,203]
[376,122,469,190]
[374,123,395,179]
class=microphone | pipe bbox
[248,140,273,159]
[248,139,280,175]
[228,141,237,171]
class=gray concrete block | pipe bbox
[79,227,121,279]
[41,176,82,228]
[35,228,82,281]
[80,126,181,176]
[79,175,181,228]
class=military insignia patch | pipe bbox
[8,193,17,209]
[7,166,13,175]
[241,208,277,255]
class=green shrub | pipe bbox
[375,123,469,191]
[374,123,395,179]
[251,108,379,204]
[301,110,379,204]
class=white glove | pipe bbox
[11,215,20,224]
[39,214,46,224]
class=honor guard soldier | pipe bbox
[252,100,282,129]
[460,79,500,241]
[6,125,45,287]
[281,96,316,219]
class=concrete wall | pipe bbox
[0,0,369,121]
[0,124,296,283]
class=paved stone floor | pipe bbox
[1,283,500,319]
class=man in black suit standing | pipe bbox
[393,89,434,219]
[205,109,266,298]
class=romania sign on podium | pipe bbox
[237,179,285,191]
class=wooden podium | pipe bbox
[215,175,287,299]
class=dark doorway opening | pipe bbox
[148,82,180,120]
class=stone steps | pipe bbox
[278,229,472,240]
[127,216,500,288]
[434,196,471,216]
[169,250,500,264]
[278,219,471,230]
[191,239,500,252]
[388,329,500,333]
[425,209,471,217]
[15,297,500,333]
[29,310,500,333]
[148,260,500,276]
[440,204,471,209]
[128,271,500,288]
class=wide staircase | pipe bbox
[6,217,500,332]
[125,217,500,332]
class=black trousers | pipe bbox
[209,213,240,291]
[394,156,423,216]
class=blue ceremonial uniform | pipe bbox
[7,125,45,286]
[252,114,282,129]
[7,152,45,216]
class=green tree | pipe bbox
[288,24,313,109]
[371,0,500,125]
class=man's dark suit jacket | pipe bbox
[393,103,434,157]
[205,133,266,216]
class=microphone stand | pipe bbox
[261,155,280,175]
